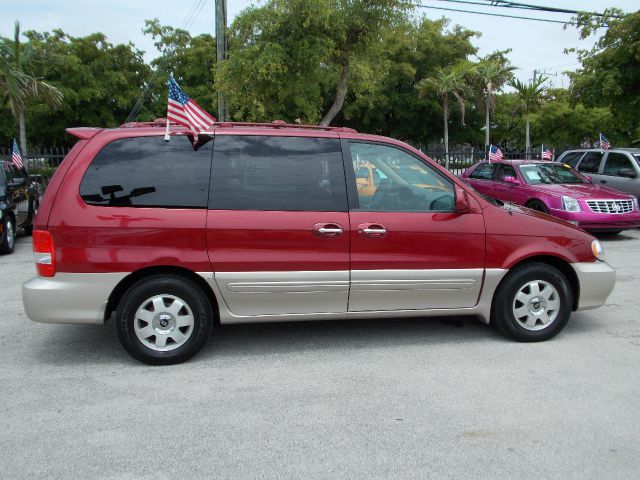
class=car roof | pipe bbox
[561,148,640,154]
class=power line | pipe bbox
[418,4,577,25]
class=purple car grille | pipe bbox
[586,199,634,214]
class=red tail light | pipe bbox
[32,230,55,277]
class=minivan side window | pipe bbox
[80,136,212,208]
[210,135,347,211]
[469,162,496,180]
[603,152,635,177]
[577,152,603,174]
[348,142,454,211]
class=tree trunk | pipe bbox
[19,108,28,159]
[443,95,449,170]
[320,57,350,126]
[525,114,531,160]
[484,93,490,148]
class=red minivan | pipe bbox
[23,121,615,364]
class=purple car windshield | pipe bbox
[518,163,586,185]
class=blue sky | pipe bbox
[1,1,637,86]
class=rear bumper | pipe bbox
[571,261,616,311]
[22,273,126,324]
[549,208,640,232]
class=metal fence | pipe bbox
[0,146,70,179]
[416,145,569,176]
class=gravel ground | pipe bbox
[1,230,639,479]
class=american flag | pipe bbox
[167,77,216,134]
[541,144,553,160]
[489,145,503,162]
[12,139,24,169]
[599,133,610,150]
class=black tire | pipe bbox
[0,215,16,254]
[492,262,572,342]
[526,200,548,214]
[116,275,213,365]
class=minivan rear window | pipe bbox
[210,135,347,211]
[79,136,212,208]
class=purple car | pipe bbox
[461,159,640,233]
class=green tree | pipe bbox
[341,16,478,145]
[142,19,216,119]
[416,61,474,168]
[473,53,515,149]
[510,77,547,158]
[569,9,640,143]
[22,29,151,145]
[0,22,62,156]
[218,0,412,125]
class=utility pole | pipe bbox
[215,0,227,121]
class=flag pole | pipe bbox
[164,118,170,142]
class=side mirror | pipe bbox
[503,176,520,185]
[618,168,637,179]
[455,186,471,213]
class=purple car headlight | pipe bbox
[562,196,581,212]
[634,198,639,211]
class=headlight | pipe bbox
[633,197,639,211]
[591,239,605,261]
[562,196,581,212]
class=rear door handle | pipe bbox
[357,223,387,237]
[600,180,607,184]
[313,223,344,237]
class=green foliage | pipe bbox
[1,29,151,146]
[142,19,216,119]
[569,10,640,143]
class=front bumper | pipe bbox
[571,261,616,311]
[549,208,640,232]
[22,273,126,324]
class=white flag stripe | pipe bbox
[184,102,214,128]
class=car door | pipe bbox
[493,163,519,203]
[343,139,485,312]
[206,133,350,316]
[464,162,498,197]
[576,151,605,182]
[600,152,640,197]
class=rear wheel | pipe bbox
[526,200,548,214]
[0,216,15,254]
[116,275,213,365]
[492,263,572,342]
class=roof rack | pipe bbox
[119,118,357,133]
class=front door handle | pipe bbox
[600,179,607,184]
[357,223,387,237]
[313,223,344,237]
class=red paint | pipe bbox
[38,124,598,279]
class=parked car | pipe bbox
[1,161,38,254]
[460,159,640,233]
[556,148,640,201]
[23,122,615,364]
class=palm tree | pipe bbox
[0,21,62,158]
[417,62,474,170]
[510,77,547,159]
[475,60,515,152]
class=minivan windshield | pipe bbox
[518,163,586,185]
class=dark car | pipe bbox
[0,161,38,254]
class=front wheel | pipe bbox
[116,275,214,364]
[526,200,548,214]
[492,263,572,342]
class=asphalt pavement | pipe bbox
[1,230,639,479]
